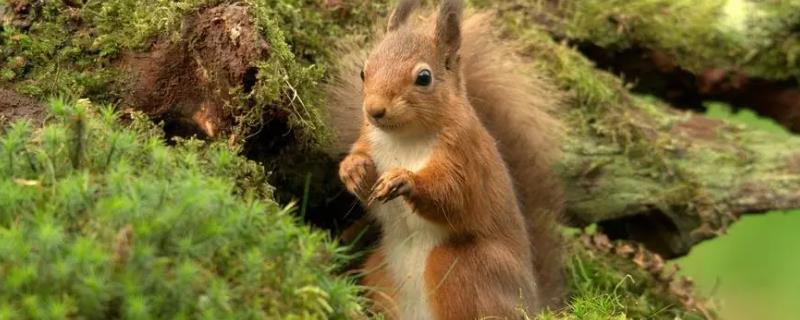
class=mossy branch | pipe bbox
[499,5,800,257]
[543,0,800,81]
[561,100,800,257]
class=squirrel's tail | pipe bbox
[324,11,566,310]
[461,12,566,307]
[324,36,368,158]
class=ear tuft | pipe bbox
[435,0,463,65]
[387,0,419,31]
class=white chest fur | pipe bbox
[368,128,447,320]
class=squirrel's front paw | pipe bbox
[339,152,377,200]
[369,168,415,205]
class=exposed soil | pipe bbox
[0,88,45,126]
[121,4,269,139]
[117,3,362,235]
[576,43,800,133]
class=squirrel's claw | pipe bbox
[369,168,414,206]
[339,153,377,201]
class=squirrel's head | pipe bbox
[361,0,464,134]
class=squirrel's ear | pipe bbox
[435,0,463,69]
[387,0,419,31]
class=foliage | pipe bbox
[565,246,699,319]
[0,99,362,319]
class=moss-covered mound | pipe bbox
[0,0,390,145]
[0,100,361,319]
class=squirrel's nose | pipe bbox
[368,107,386,119]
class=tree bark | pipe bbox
[562,104,800,257]
[497,0,800,257]
[537,0,800,132]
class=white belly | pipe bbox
[368,129,446,320]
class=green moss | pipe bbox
[498,9,676,172]
[237,0,388,145]
[1,0,388,146]
[550,0,800,81]
[704,102,791,136]
[536,240,709,320]
[0,0,209,99]
[1,2,117,99]
[0,99,363,319]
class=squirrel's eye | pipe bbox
[415,69,432,86]
[360,69,365,81]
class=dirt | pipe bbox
[2,0,38,30]
[115,3,364,236]
[121,4,269,138]
[0,88,45,126]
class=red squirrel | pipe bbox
[327,0,565,318]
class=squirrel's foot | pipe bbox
[339,152,377,201]
[369,168,415,206]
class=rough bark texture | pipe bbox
[562,105,800,258]
[540,0,800,132]
[502,0,800,258]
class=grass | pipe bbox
[536,238,708,320]
[677,103,800,320]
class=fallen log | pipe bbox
[536,0,800,132]
[3,0,800,261]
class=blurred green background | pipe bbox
[677,103,800,320]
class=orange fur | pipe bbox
[327,0,565,317]
[460,12,566,306]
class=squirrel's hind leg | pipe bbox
[361,250,400,320]
[425,242,536,320]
